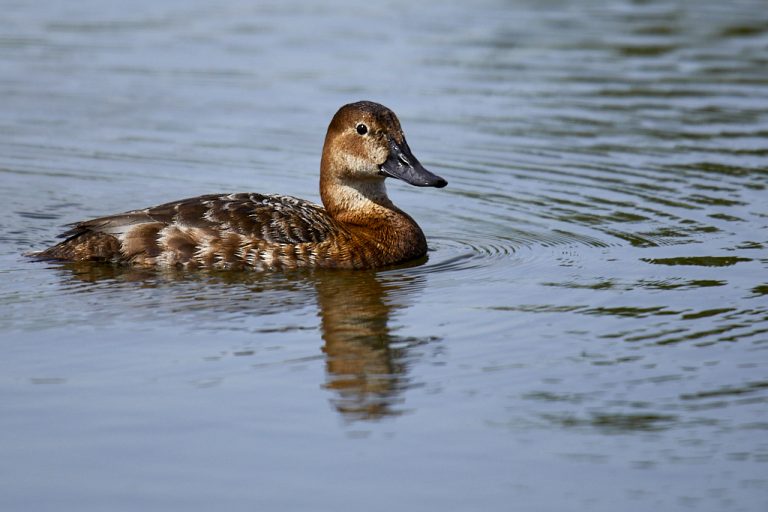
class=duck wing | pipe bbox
[39,193,340,265]
[59,193,338,244]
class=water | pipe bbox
[1,0,767,510]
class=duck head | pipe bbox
[320,101,447,214]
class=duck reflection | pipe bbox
[314,269,429,421]
[49,260,433,422]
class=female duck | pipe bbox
[33,101,447,270]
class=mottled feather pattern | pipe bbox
[38,193,347,269]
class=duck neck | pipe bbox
[320,174,428,262]
[320,175,396,224]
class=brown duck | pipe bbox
[32,101,447,270]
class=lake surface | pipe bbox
[1,0,767,510]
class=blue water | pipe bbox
[1,1,767,510]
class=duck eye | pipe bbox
[356,123,368,135]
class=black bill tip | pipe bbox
[431,175,448,188]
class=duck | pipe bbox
[31,101,447,270]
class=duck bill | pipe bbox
[379,138,447,188]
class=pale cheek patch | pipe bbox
[339,152,377,178]
[370,144,388,166]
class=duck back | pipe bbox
[36,193,345,269]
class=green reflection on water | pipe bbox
[543,412,678,433]
[641,256,752,266]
